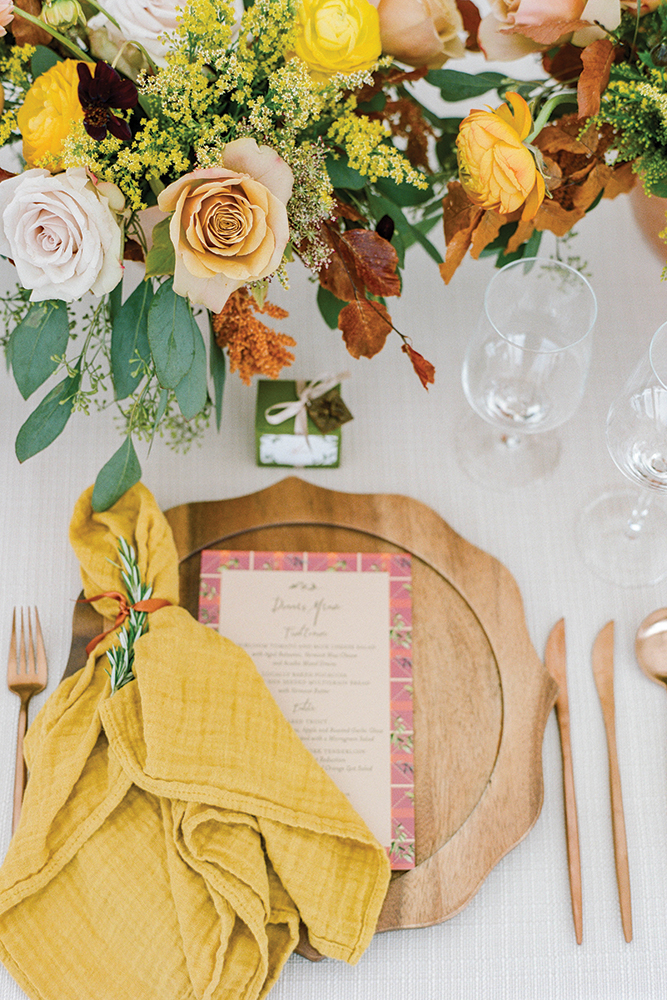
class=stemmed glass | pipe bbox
[577,321,667,586]
[457,257,597,489]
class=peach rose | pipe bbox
[377,0,465,68]
[456,92,546,220]
[157,138,293,314]
[478,0,624,59]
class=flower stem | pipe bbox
[526,90,577,143]
[13,8,95,60]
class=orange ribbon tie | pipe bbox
[79,591,172,656]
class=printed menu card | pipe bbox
[198,550,415,869]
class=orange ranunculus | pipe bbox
[456,91,546,220]
[17,59,84,168]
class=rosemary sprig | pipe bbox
[106,537,153,695]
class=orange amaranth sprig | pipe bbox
[212,286,296,384]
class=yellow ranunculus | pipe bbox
[456,92,546,221]
[17,59,84,169]
[294,0,382,79]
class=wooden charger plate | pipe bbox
[64,477,556,935]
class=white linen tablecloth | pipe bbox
[2,187,667,999]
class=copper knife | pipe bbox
[546,618,583,944]
[592,620,633,943]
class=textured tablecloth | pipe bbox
[2,144,667,999]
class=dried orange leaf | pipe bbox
[339,297,392,359]
[402,343,435,389]
[577,39,615,119]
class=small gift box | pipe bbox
[255,375,353,467]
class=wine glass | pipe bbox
[457,257,597,489]
[577,320,667,586]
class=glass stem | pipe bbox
[500,432,523,450]
[624,490,655,540]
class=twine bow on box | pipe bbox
[264,372,351,436]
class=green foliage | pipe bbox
[144,217,176,278]
[147,278,198,389]
[103,537,154,693]
[9,300,70,399]
[15,365,82,461]
[317,286,345,329]
[92,437,142,513]
[426,69,509,102]
[110,280,154,400]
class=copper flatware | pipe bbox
[592,620,632,942]
[545,618,583,944]
[6,607,48,834]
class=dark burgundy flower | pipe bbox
[77,62,138,142]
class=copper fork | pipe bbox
[7,608,48,833]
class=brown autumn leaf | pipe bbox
[319,224,401,301]
[332,197,366,223]
[354,66,427,105]
[542,42,584,83]
[440,181,484,283]
[11,0,52,46]
[123,238,144,262]
[342,229,401,297]
[339,297,393,359]
[603,160,636,199]
[577,39,615,118]
[402,343,435,389]
[470,209,507,258]
[456,0,481,51]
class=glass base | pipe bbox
[576,488,667,587]
[455,410,561,491]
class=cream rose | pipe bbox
[157,138,293,314]
[87,0,180,73]
[0,167,124,302]
[377,0,465,68]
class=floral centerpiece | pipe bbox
[0,0,665,509]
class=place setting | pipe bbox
[2,1,667,1000]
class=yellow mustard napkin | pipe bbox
[0,483,390,1000]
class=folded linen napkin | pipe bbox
[0,484,390,1000]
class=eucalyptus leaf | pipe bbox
[91,437,142,512]
[426,69,508,101]
[145,217,175,277]
[147,279,197,388]
[111,279,153,399]
[108,278,123,323]
[15,366,81,462]
[325,153,367,191]
[209,325,226,432]
[174,323,207,419]
[10,300,70,400]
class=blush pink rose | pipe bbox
[0,0,13,35]
[377,0,465,68]
[479,0,625,59]
[157,138,293,314]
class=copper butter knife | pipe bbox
[545,619,583,944]
[592,620,633,943]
